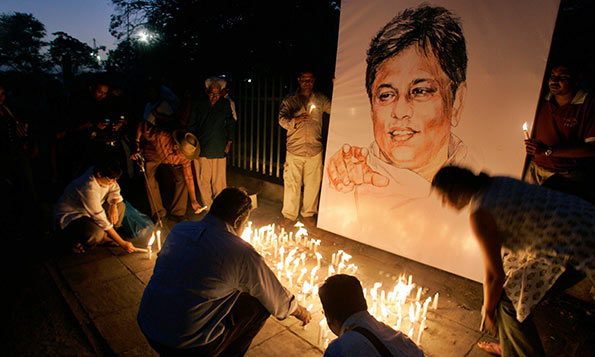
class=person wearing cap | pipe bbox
[133,120,203,222]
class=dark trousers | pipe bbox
[497,268,585,357]
[145,293,271,356]
[60,201,126,247]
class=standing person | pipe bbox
[279,70,331,227]
[138,187,311,356]
[524,64,595,202]
[187,79,236,209]
[54,157,135,254]
[432,166,595,357]
[319,274,423,357]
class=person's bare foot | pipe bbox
[477,342,501,356]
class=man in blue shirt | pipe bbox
[138,188,311,355]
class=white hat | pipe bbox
[173,130,200,160]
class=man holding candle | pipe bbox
[138,187,311,356]
[319,274,423,356]
[279,70,331,228]
[524,64,595,202]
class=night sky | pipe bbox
[1,0,115,54]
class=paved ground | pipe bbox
[31,195,594,356]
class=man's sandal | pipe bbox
[477,342,502,356]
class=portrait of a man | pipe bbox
[318,0,559,281]
[328,5,470,193]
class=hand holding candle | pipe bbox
[522,122,530,139]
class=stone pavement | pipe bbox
[45,196,593,356]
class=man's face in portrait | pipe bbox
[548,66,575,97]
[370,45,464,173]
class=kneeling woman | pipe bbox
[432,165,594,357]
[55,158,135,254]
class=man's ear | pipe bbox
[450,82,466,128]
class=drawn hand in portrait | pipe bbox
[327,143,389,193]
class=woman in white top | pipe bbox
[432,165,594,357]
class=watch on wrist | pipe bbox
[544,147,553,156]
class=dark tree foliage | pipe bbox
[0,12,47,72]
[109,0,341,82]
[49,31,100,77]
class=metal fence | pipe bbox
[228,76,294,183]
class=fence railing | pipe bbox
[229,76,294,183]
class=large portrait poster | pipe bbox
[319,0,560,281]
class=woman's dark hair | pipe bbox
[93,156,123,180]
[319,274,368,324]
[209,187,253,225]
[431,165,490,203]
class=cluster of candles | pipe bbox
[240,221,440,348]
[135,230,161,259]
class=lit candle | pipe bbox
[293,258,300,272]
[338,262,345,274]
[156,230,161,251]
[279,247,285,265]
[277,262,283,281]
[301,252,307,266]
[328,264,335,278]
[315,252,322,269]
[309,104,316,114]
[147,233,155,259]
[422,297,431,320]
[318,318,326,346]
[331,253,336,266]
[416,318,426,345]
[522,122,530,139]
[297,268,307,284]
[432,293,439,310]
[415,301,422,322]
[310,266,319,286]
[408,275,413,286]
[416,287,422,302]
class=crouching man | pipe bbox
[319,274,424,357]
[138,187,312,356]
[54,158,135,254]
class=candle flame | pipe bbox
[148,232,155,246]
[522,122,528,131]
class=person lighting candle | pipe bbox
[138,188,311,355]
[319,274,423,356]
[432,165,595,357]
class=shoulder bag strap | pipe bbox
[351,326,393,357]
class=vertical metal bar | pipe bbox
[242,81,248,170]
[269,76,275,176]
[276,75,283,178]
[262,78,268,175]
[256,77,261,173]
[249,79,254,171]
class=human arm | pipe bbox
[525,138,595,158]
[239,249,311,325]
[279,97,310,130]
[105,227,135,253]
[224,105,236,154]
[470,209,505,334]
[326,144,389,193]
